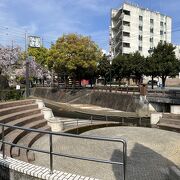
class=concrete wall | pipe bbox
[31,88,150,115]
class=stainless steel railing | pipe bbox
[0,123,127,180]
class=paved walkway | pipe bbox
[32,127,180,180]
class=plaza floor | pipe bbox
[32,127,180,180]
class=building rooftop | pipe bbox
[112,2,171,18]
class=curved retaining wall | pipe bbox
[31,88,146,114]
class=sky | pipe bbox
[0,0,180,52]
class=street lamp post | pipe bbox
[109,60,112,92]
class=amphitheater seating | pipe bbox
[158,113,180,132]
[0,99,50,162]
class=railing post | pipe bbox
[139,117,142,126]
[122,141,127,180]
[105,116,108,127]
[77,120,79,134]
[49,133,53,174]
[91,116,93,130]
[2,124,6,159]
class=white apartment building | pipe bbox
[110,2,172,58]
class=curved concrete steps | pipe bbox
[0,108,41,124]
[2,120,47,157]
[0,99,51,162]
[158,113,180,132]
[13,125,50,162]
[0,99,35,109]
[0,104,38,116]
[0,113,44,139]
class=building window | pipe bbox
[139,26,143,31]
[123,10,130,15]
[160,21,164,27]
[139,46,142,51]
[150,28,154,33]
[139,16,143,21]
[123,43,130,48]
[123,21,130,26]
[139,35,143,41]
[123,32,130,37]
[150,19,154,24]
[150,37,153,42]
[160,30,164,35]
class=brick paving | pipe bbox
[32,127,180,180]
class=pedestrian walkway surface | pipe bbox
[32,127,180,180]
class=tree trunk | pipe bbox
[161,76,166,89]
[151,76,154,89]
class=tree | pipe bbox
[0,45,21,76]
[129,52,145,85]
[97,54,110,85]
[112,54,131,85]
[47,33,102,86]
[150,42,180,88]
[145,56,159,89]
[28,47,48,66]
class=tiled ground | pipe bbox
[32,127,180,180]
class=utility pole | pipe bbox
[25,31,30,98]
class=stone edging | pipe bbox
[0,154,98,180]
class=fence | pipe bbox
[93,86,140,95]
[0,123,127,180]
[62,115,151,134]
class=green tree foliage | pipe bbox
[28,47,48,66]
[112,54,131,84]
[145,55,159,89]
[129,52,145,84]
[150,42,180,87]
[47,34,102,85]
[97,54,110,85]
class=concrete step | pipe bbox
[0,99,35,109]
[158,123,180,132]
[1,120,47,157]
[12,125,50,162]
[162,113,180,120]
[0,113,44,139]
[0,104,38,116]
[159,118,180,126]
[0,109,41,124]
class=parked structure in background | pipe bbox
[109,2,172,58]
[174,45,180,60]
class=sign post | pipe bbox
[26,36,41,97]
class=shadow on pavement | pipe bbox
[111,143,174,180]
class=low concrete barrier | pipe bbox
[48,117,64,132]
[150,112,162,125]
[170,105,180,114]
[169,166,180,180]
[0,154,93,180]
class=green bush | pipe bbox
[0,89,25,101]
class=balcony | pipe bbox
[123,36,130,42]
[123,47,131,54]
[123,25,130,32]
[123,14,131,22]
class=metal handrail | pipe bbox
[0,122,127,180]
